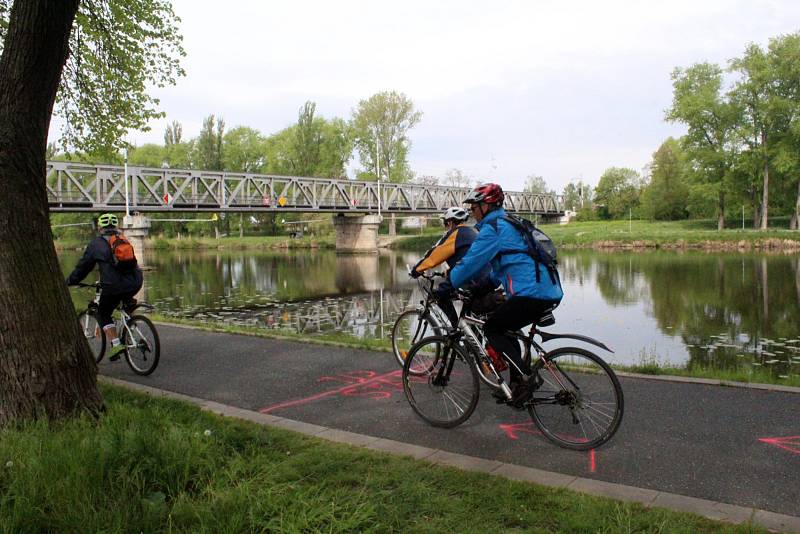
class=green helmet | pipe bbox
[97,213,118,228]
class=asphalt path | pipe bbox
[101,324,800,517]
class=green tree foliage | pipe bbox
[128,143,167,168]
[351,91,422,183]
[562,181,592,213]
[223,126,266,173]
[0,0,185,156]
[667,63,739,229]
[593,167,642,219]
[195,114,225,171]
[640,138,689,220]
[523,174,553,195]
[164,120,183,145]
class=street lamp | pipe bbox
[376,135,381,219]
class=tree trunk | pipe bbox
[760,133,769,230]
[790,179,799,230]
[717,189,725,231]
[0,0,103,425]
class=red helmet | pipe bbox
[464,183,504,205]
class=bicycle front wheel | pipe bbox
[402,336,479,428]
[77,311,105,363]
[123,315,161,375]
[391,309,443,369]
[528,347,623,450]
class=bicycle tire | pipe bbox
[402,336,479,428]
[123,315,161,375]
[528,347,623,450]
[391,309,444,369]
[78,310,106,363]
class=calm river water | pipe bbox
[59,247,800,377]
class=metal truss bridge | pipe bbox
[46,161,564,216]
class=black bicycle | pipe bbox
[402,290,624,450]
[391,271,451,369]
[74,282,161,376]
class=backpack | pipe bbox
[104,231,138,271]
[489,214,561,286]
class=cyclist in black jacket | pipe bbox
[66,213,143,361]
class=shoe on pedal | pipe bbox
[509,380,533,409]
[107,343,126,362]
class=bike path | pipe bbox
[101,324,800,519]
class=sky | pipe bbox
[98,0,800,193]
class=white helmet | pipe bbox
[441,207,469,223]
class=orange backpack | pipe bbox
[105,232,138,271]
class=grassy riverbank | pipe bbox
[54,218,800,252]
[151,315,800,388]
[55,234,336,251]
[0,383,763,532]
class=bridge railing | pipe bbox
[46,161,564,215]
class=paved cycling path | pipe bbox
[101,324,800,529]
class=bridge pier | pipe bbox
[332,214,382,253]
[122,214,151,266]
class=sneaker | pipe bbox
[107,343,127,362]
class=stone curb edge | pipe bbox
[100,376,800,533]
[153,321,800,395]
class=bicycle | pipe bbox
[391,270,451,368]
[401,290,624,450]
[74,282,161,376]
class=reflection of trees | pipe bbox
[562,251,648,305]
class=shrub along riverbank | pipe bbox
[0,383,765,532]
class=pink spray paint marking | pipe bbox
[759,435,800,456]
[259,369,402,414]
[499,421,597,472]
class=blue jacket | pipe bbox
[450,208,563,301]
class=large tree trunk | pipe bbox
[790,179,799,230]
[717,188,725,231]
[0,0,103,425]
[760,133,769,230]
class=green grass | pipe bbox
[0,384,764,533]
[148,234,335,250]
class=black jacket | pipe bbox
[66,230,143,295]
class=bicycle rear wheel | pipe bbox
[123,315,161,375]
[391,309,444,370]
[402,336,479,428]
[77,311,105,363]
[528,347,623,450]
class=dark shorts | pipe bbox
[97,291,138,328]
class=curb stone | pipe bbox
[99,376,800,533]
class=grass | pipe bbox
[0,383,764,532]
[541,218,800,249]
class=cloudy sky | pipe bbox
[121,0,799,193]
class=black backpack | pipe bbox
[489,214,561,285]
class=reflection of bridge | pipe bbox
[46,161,563,215]
[185,289,418,338]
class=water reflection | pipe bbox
[58,247,800,378]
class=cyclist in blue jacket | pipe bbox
[450,183,563,406]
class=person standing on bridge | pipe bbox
[66,213,143,361]
[449,183,563,407]
[409,207,496,327]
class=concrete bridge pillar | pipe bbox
[122,214,150,266]
[332,214,382,253]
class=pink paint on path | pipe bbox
[259,369,402,414]
[759,435,800,456]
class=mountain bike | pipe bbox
[74,282,161,376]
[391,271,451,368]
[401,290,624,450]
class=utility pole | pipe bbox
[124,147,130,217]
[376,134,381,219]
